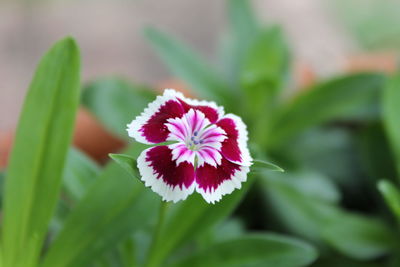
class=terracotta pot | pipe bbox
[0,131,13,169]
[73,108,126,164]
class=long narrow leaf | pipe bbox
[224,0,259,83]
[251,159,284,173]
[51,149,101,233]
[378,180,400,221]
[266,73,384,148]
[383,74,400,176]
[228,0,258,43]
[241,26,290,89]
[41,144,159,267]
[63,148,100,202]
[262,171,395,259]
[1,37,80,267]
[169,233,317,267]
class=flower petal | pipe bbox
[165,109,211,143]
[198,124,227,150]
[127,89,185,144]
[195,158,250,204]
[179,97,224,123]
[169,143,196,166]
[137,145,196,202]
[216,114,252,166]
[196,147,222,167]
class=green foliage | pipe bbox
[358,123,398,181]
[251,159,284,173]
[262,170,395,261]
[241,26,290,144]
[169,233,318,267]
[1,37,80,267]
[42,145,159,267]
[225,0,259,84]
[332,0,400,50]
[378,180,400,222]
[383,74,400,175]
[109,153,140,181]
[266,73,384,148]
[0,171,4,208]
[241,26,290,90]
[321,212,395,260]
[63,148,100,202]
[144,178,254,267]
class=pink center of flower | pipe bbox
[165,109,227,167]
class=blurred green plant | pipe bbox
[1,0,400,266]
[331,0,400,50]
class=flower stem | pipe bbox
[145,200,168,267]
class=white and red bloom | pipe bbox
[127,89,252,203]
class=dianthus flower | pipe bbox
[127,89,252,203]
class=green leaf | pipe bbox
[241,27,290,145]
[228,0,258,45]
[264,170,341,205]
[63,148,100,202]
[262,171,395,260]
[169,233,317,267]
[278,127,359,187]
[145,27,229,102]
[251,159,284,173]
[383,74,400,176]
[332,0,400,50]
[41,144,159,267]
[262,171,341,241]
[109,153,140,180]
[358,123,397,181]
[82,78,156,138]
[210,219,245,244]
[0,171,4,208]
[322,211,395,260]
[241,26,290,89]
[146,178,255,266]
[1,37,80,267]
[224,0,259,83]
[378,180,400,221]
[51,149,100,233]
[267,73,385,148]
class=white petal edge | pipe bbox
[126,89,183,144]
[221,114,253,166]
[137,147,196,203]
[196,165,250,204]
[181,93,225,121]
[162,89,225,119]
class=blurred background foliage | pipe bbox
[2,0,400,266]
[332,0,400,51]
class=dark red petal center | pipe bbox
[141,100,185,143]
[146,146,195,189]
